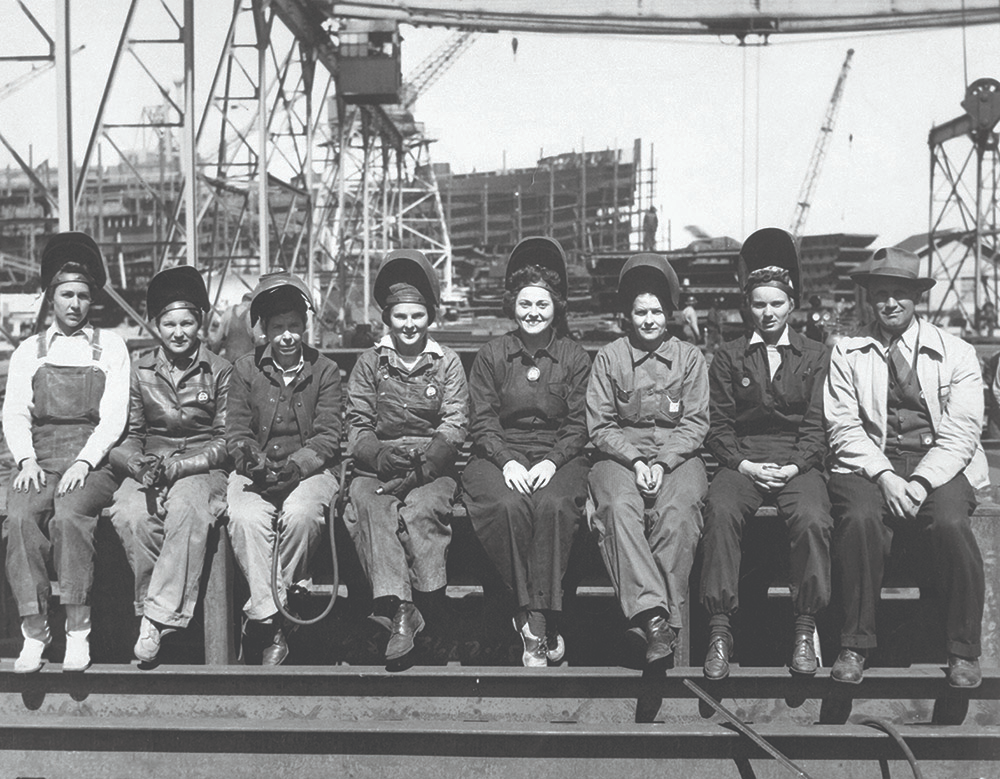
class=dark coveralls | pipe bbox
[344,339,468,602]
[108,344,232,628]
[700,328,833,622]
[462,332,591,614]
[5,332,119,616]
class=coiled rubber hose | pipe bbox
[269,459,348,626]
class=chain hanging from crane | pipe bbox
[789,48,854,238]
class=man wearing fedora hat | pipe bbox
[824,246,987,688]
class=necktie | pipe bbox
[888,338,913,388]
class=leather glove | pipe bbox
[421,436,457,481]
[158,456,183,487]
[260,461,301,500]
[127,453,163,488]
[233,441,266,478]
[375,445,413,479]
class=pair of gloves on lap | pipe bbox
[231,442,302,500]
[356,436,456,497]
[125,453,192,490]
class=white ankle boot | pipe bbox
[64,605,91,672]
[14,616,51,674]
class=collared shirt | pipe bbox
[824,317,988,489]
[586,334,709,470]
[748,326,792,381]
[706,326,828,473]
[468,330,591,469]
[346,334,468,455]
[226,343,342,478]
[2,323,130,467]
[262,353,304,386]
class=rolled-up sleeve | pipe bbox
[655,346,709,471]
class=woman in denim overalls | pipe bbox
[2,232,130,672]
[344,249,468,665]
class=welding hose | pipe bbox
[269,459,347,626]
[858,717,924,779]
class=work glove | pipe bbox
[375,445,413,479]
[127,453,163,488]
[421,436,458,482]
[260,460,302,500]
[233,441,266,479]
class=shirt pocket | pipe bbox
[659,391,684,425]
[545,381,570,419]
[611,377,640,423]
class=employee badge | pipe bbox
[425,384,438,398]
[197,390,210,403]
[741,377,751,387]
[526,366,541,382]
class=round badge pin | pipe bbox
[425,385,438,398]
[526,366,541,382]
[197,390,210,403]
[741,377,751,387]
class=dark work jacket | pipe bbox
[110,343,232,480]
[226,343,342,478]
[469,331,591,469]
[706,327,828,474]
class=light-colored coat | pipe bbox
[824,318,988,490]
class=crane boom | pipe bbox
[402,30,478,109]
[789,48,854,238]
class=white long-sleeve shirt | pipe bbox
[2,324,130,468]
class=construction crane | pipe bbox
[401,30,479,109]
[789,48,854,238]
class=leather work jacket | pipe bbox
[110,343,233,479]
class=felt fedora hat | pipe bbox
[850,246,935,291]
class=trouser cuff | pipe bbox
[946,639,981,658]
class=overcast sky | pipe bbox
[1,3,998,250]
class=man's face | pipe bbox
[866,277,921,336]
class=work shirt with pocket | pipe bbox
[586,334,709,470]
[468,330,591,468]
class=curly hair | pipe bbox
[744,266,794,301]
[502,264,568,333]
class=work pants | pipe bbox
[4,465,117,616]
[463,455,588,613]
[828,470,984,657]
[227,470,338,621]
[587,457,707,630]
[109,471,226,628]
[700,467,833,618]
[344,475,455,602]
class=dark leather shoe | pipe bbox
[260,621,289,666]
[644,615,676,666]
[831,648,865,684]
[386,602,425,661]
[789,631,818,676]
[703,632,732,680]
[947,655,982,689]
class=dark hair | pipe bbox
[260,298,307,329]
[619,288,671,337]
[502,265,568,334]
